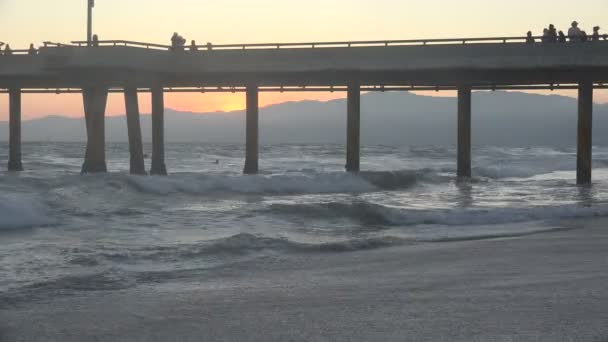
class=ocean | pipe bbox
[1,142,608,303]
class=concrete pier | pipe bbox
[243,86,259,174]
[346,83,361,172]
[8,89,23,171]
[577,82,593,185]
[457,85,472,178]
[81,87,108,174]
[150,87,167,175]
[124,87,146,175]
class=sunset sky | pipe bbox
[1,0,607,120]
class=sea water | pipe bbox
[1,142,608,301]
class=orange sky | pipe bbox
[1,0,608,120]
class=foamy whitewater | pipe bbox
[2,142,608,300]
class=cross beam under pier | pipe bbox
[3,84,608,94]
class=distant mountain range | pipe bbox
[0,91,606,147]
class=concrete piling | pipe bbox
[577,82,593,185]
[150,86,167,175]
[124,87,146,175]
[457,85,472,179]
[8,88,23,172]
[243,85,259,175]
[81,87,108,174]
[346,83,361,172]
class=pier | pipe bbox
[1,36,607,184]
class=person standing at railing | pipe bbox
[28,43,37,55]
[526,31,535,44]
[170,32,186,51]
[171,32,179,51]
[592,26,601,41]
[558,31,567,43]
[568,21,582,42]
[92,34,99,47]
[548,24,558,43]
[541,28,550,43]
[580,31,588,42]
[4,44,12,55]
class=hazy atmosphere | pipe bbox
[2,1,608,341]
[1,0,608,118]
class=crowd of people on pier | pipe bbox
[527,21,607,43]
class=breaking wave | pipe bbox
[0,193,55,230]
[125,170,445,195]
[266,201,608,226]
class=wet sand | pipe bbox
[2,220,608,342]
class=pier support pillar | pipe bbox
[457,85,472,179]
[346,83,361,172]
[124,87,146,175]
[81,87,108,174]
[8,89,23,171]
[577,82,593,185]
[243,86,259,175]
[150,87,167,175]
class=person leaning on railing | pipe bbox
[526,31,535,44]
[568,21,582,42]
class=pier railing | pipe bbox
[0,35,602,53]
[66,35,604,51]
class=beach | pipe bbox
[2,219,607,342]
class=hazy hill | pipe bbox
[0,91,606,147]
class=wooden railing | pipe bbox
[0,35,603,54]
[66,35,608,52]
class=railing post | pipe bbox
[457,85,472,179]
[346,83,361,172]
[150,86,167,176]
[124,87,146,175]
[577,82,593,185]
[8,88,23,171]
[243,85,259,174]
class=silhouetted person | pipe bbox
[580,31,588,42]
[190,40,198,52]
[592,26,601,41]
[170,33,186,51]
[558,31,567,43]
[548,24,558,43]
[171,32,179,51]
[541,28,550,43]
[4,44,12,55]
[568,21,582,42]
[92,34,99,47]
[206,42,213,51]
[526,31,535,44]
[28,43,36,55]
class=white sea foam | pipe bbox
[0,194,54,230]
